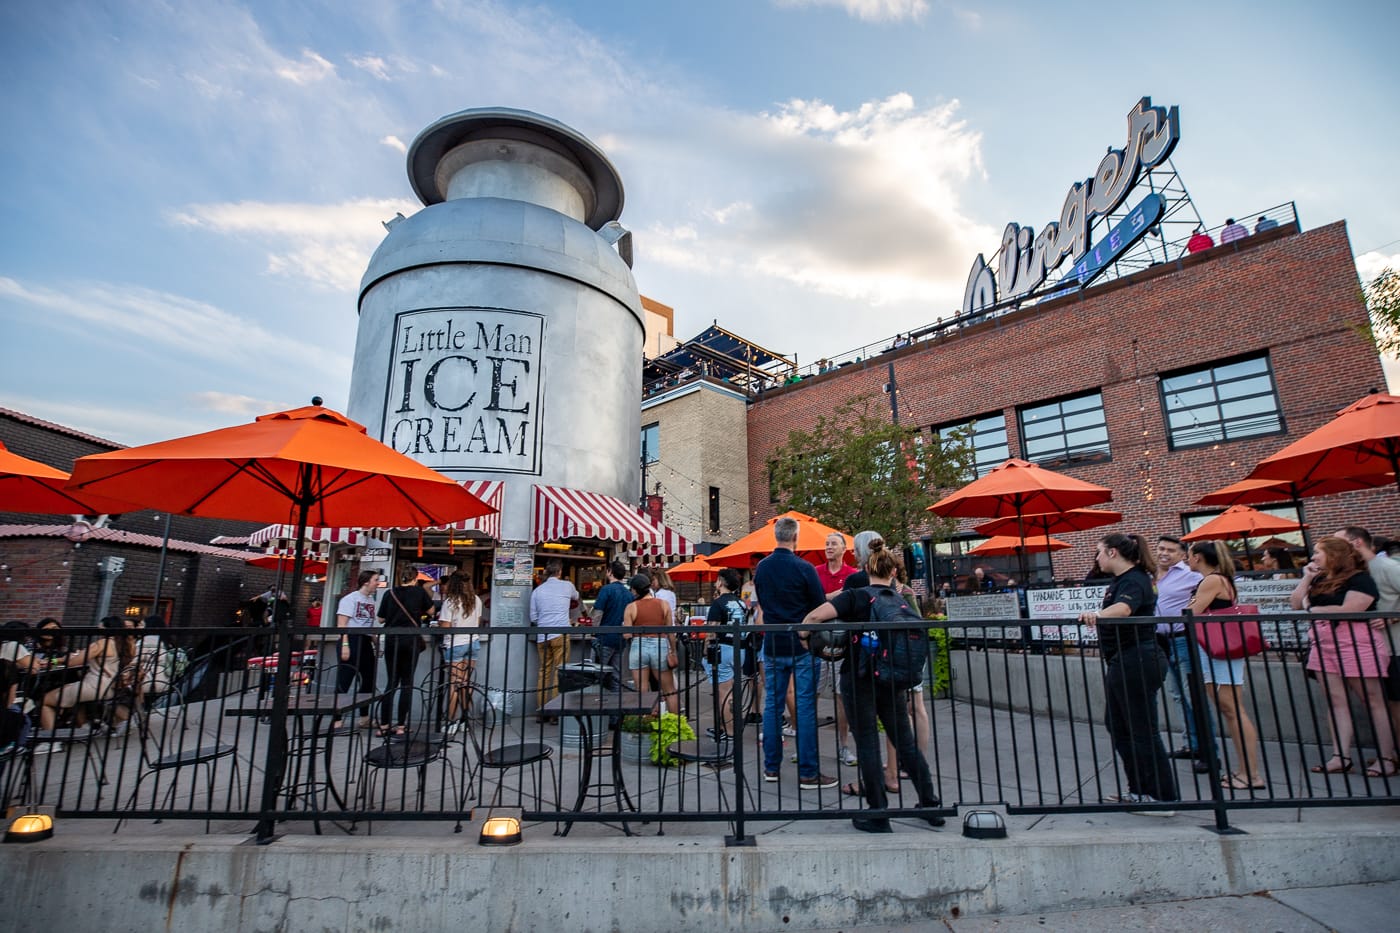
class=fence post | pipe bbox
[726,614,754,846]
[254,616,294,842]
[1181,609,1242,835]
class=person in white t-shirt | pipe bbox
[529,559,578,717]
[333,570,381,725]
[437,570,483,728]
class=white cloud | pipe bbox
[775,0,929,22]
[348,54,391,80]
[380,134,408,154]
[188,391,289,416]
[635,94,992,307]
[276,49,335,84]
[0,276,344,379]
[169,198,418,292]
[1357,250,1400,284]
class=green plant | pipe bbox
[927,626,951,697]
[619,714,654,735]
[647,711,696,766]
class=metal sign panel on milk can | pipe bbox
[382,306,546,475]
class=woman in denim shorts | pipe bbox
[438,572,482,728]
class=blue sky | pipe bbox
[2,0,1397,445]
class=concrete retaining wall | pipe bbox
[4,822,1399,932]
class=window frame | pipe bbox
[1158,352,1286,451]
[1016,391,1112,467]
[932,413,1010,479]
[640,422,660,464]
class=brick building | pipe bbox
[0,408,294,627]
[743,219,1397,587]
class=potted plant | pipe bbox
[647,711,697,767]
[618,714,653,762]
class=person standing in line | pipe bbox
[529,558,578,722]
[704,567,748,739]
[804,535,944,833]
[437,571,482,728]
[377,566,434,737]
[754,516,836,790]
[1292,536,1393,776]
[650,568,679,621]
[815,532,857,766]
[623,573,680,716]
[1186,541,1264,790]
[334,570,380,728]
[590,560,634,687]
[1078,533,1178,812]
[1154,536,1212,773]
[1336,526,1400,775]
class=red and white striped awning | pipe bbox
[248,524,364,548]
[532,484,694,560]
[367,480,503,541]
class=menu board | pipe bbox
[1027,584,1109,645]
[945,592,1023,641]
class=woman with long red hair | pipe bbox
[1290,536,1396,776]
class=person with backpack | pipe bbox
[803,533,942,833]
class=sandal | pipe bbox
[1222,772,1266,790]
[841,782,863,797]
[1366,758,1399,778]
[1310,756,1353,774]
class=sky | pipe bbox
[2,0,1398,446]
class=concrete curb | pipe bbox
[5,819,1399,931]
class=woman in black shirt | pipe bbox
[804,535,943,834]
[1079,532,1178,808]
[377,566,434,735]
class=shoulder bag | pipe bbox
[1194,603,1265,660]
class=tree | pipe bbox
[1358,267,1400,356]
[767,395,974,548]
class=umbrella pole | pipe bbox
[1291,490,1312,553]
[256,478,311,843]
[1042,516,1056,582]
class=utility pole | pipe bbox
[885,361,899,424]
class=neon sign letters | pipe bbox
[962,97,1180,316]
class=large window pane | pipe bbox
[1159,353,1284,450]
[641,423,659,463]
[1016,392,1110,466]
[933,413,1009,478]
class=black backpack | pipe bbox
[854,585,930,689]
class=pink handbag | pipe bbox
[1194,604,1265,660]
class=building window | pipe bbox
[1159,354,1284,450]
[933,414,1010,478]
[640,422,659,464]
[1018,392,1111,466]
[708,486,721,534]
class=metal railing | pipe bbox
[2,605,1394,841]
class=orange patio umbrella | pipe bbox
[668,554,720,583]
[973,508,1119,578]
[0,440,135,515]
[707,510,852,569]
[66,401,496,841]
[931,458,1112,580]
[1249,391,1400,492]
[1181,504,1305,569]
[1196,474,1394,550]
[968,534,1071,556]
[245,554,329,575]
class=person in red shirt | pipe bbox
[1186,227,1214,254]
[815,532,858,765]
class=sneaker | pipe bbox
[781,726,797,738]
[764,770,780,783]
[800,773,838,790]
[1115,792,1176,817]
[851,817,892,834]
[839,746,858,766]
[705,727,730,741]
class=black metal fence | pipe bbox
[2,608,1396,841]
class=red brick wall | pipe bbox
[747,221,1398,555]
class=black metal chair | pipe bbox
[352,684,451,834]
[114,700,243,832]
[462,683,558,824]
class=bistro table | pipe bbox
[225,691,376,833]
[541,689,658,836]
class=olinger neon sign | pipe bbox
[962,97,1180,316]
